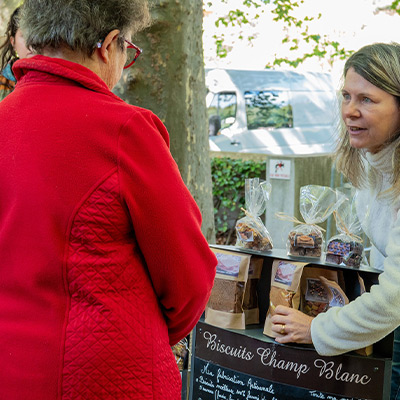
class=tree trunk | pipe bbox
[0,0,21,24]
[114,0,215,242]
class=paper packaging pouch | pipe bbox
[301,270,372,356]
[236,178,273,251]
[353,273,373,356]
[243,256,263,325]
[284,185,346,259]
[299,267,342,317]
[205,248,251,330]
[263,259,307,338]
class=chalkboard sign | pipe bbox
[190,321,391,400]
[193,357,356,400]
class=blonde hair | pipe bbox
[334,42,400,199]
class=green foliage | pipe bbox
[211,157,266,235]
[388,0,400,13]
[269,36,353,69]
[216,9,250,27]
[268,0,354,67]
[245,91,293,129]
[272,0,309,26]
[214,0,269,28]
[208,0,357,69]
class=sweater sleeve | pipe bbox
[117,108,217,345]
[311,210,400,356]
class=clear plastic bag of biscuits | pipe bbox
[285,185,346,258]
[326,187,365,268]
[235,178,273,252]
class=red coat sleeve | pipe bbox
[117,108,217,345]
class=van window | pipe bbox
[245,90,293,130]
[207,92,237,131]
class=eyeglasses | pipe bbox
[96,38,142,69]
[123,39,142,69]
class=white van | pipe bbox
[206,68,339,156]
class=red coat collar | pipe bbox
[13,55,111,95]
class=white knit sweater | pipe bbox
[311,143,400,356]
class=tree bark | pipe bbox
[0,0,21,25]
[114,0,215,242]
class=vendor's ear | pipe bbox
[10,36,15,48]
[97,29,120,64]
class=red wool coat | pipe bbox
[0,56,217,400]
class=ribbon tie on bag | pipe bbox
[241,207,266,232]
[333,211,363,243]
[274,211,326,232]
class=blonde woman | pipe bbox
[271,42,400,399]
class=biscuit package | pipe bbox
[299,267,345,317]
[353,273,373,356]
[302,269,372,356]
[235,178,273,251]
[264,262,350,338]
[284,185,346,258]
[326,189,364,268]
[263,259,307,337]
[206,249,251,329]
[243,256,264,325]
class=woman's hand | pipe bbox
[270,305,314,344]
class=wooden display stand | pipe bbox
[189,245,393,400]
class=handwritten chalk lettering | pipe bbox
[199,375,215,388]
[216,383,235,394]
[193,357,369,400]
[311,392,356,400]
[309,391,326,399]
[203,331,254,361]
[247,379,275,394]
[202,362,215,377]
[217,368,246,386]
[245,393,277,400]
[245,393,259,400]
[215,390,240,400]
[314,360,372,385]
[199,384,214,394]
[257,347,310,379]
[215,389,225,399]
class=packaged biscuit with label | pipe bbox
[205,248,251,329]
[319,276,349,308]
[299,267,341,317]
[263,259,307,337]
[278,185,346,259]
[243,256,263,325]
[326,189,364,268]
[235,178,273,252]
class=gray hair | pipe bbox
[19,0,152,56]
[334,42,400,199]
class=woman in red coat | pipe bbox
[0,0,217,399]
